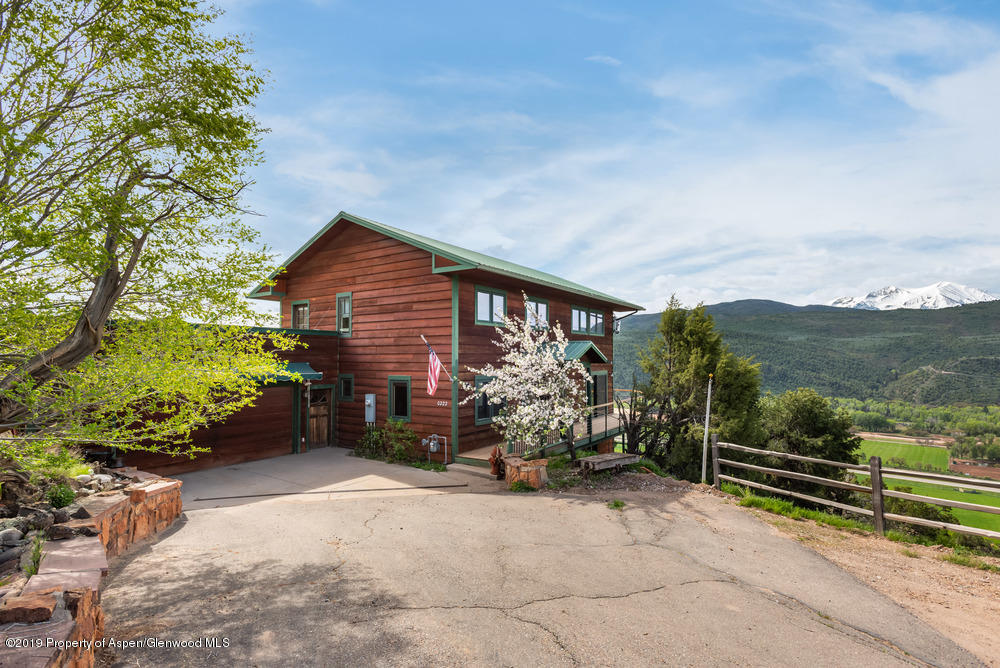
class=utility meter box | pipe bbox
[364,393,376,423]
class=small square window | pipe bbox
[291,302,309,329]
[475,288,506,325]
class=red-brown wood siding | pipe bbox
[280,222,453,458]
[120,333,339,475]
[455,271,617,453]
[121,385,295,476]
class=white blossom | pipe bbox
[461,293,590,446]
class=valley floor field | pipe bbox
[860,439,950,470]
[881,476,1000,533]
[855,440,1000,532]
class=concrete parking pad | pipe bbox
[177,447,483,510]
[99,453,982,666]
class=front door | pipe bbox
[307,388,332,449]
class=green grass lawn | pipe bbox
[858,439,950,470]
[880,476,1000,533]
[854,471,1000,533]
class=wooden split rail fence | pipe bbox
[710,436,1000,541]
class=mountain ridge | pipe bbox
[614,299,1000,405]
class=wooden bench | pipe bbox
[576,453,640,473]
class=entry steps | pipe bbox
[446,463,496,480]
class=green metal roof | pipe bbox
[563,340,609,363]
[252,211,644,311]
[265,362,323,383]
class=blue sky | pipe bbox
[217,0,1000,313]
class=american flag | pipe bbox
[426,341,443,396]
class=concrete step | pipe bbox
[447,463,496,479]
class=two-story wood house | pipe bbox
[124,212,642,474]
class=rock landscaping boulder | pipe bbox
[52,508,71,524]
[67,503,91,519]
[48,524,78,540]
[25,510,54,531]
[0,527,24,546]
[0,592,58,623]
[0,545,26,574]
[74,474,92,485]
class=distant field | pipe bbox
[881,476,1000,533]
[858,439,949,470]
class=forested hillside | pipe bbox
[614,300,1000,405]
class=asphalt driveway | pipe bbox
[99,448,981,667]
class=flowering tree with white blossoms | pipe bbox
[461,294,590,457]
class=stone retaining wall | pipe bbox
[0,474,182,667]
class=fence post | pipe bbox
[870,456,885,536]
[711,434,721,489]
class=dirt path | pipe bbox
[749,509,1000,666]
[856,432,953,447]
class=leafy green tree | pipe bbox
[759,388,862,500]
[0,0,294,461]
[637,297,762,481]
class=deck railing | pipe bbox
[711,438,1000,541]
[507,402,621,457]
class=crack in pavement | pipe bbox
[388,584,670,614]
[503,609,579,665]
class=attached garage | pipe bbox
[120,331,339,476]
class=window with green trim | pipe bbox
[475,287,506,325]
[591,372,609,415]
[525,297,548,328]
[337,293,352,334]
[291,301,309,329]
[388,376,411,422]
[338,374,354,401]
[474,375,505,425]
[571,307,604,335]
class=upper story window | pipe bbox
[337,293,352,334]
[291,301,309,329]
[571,307,604,335]
[525,297,548,328]
[475,287,506,325]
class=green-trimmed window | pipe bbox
[338,374,354,401]
[474,375,505,425]
[591,371,609,415]
[291,300,309,329]
[475,287,506,325]
[388,375,411,422]
[337,293,352,334]
[525,297,548,328]
[571,307,604,335]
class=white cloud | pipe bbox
[585,54,622,67]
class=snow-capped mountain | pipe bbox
[829,282,998,310]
